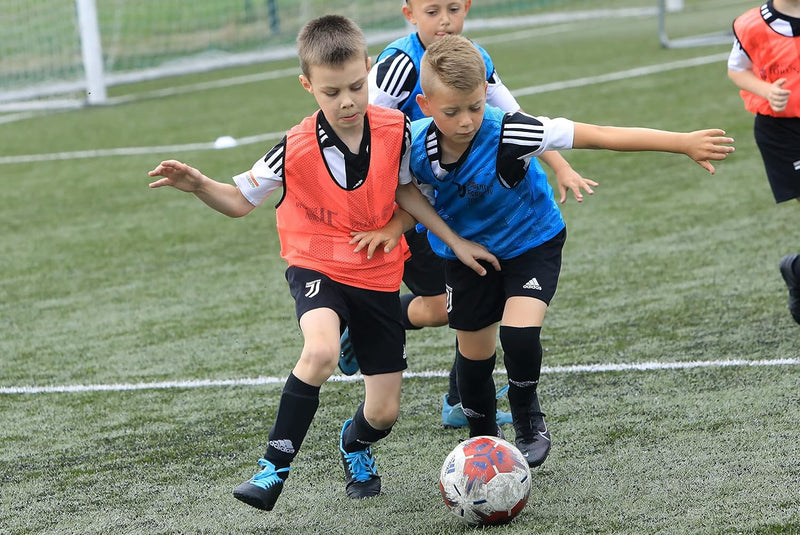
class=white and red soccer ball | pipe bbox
[439,435,531,526]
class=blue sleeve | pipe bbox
[475,43,496,82]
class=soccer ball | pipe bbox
[439,435,531,526]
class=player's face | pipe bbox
[417,79,487,154]
[300,56,370,136]
[403,0,471,48]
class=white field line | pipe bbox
[511,52,729,97]
[0,51,728,166]
[2,357,797,395]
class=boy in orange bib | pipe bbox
[148,15,497,511]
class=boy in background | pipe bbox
[728,0,800,325]
[355,35,733,467]
[341,0,596,432]
[148,16,497,511]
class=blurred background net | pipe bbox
[0,0,744,108]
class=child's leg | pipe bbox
[501,296,547,409]
[501,296,551,467]
[341,372,402,455]
[337,285,406,498]
[338,367,402,500]
[361,371,402,429]
[456,325,501,437]
[264,308,340,466]
[497,230,564,466]
[233,307,341,511]
[293,307,343,385]
[442,337,514,428]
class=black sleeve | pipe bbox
[496,112,546,188]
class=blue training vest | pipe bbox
[410,106,565,260]
[377,33,496,121]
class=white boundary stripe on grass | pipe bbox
[2,357,797,395]
[0,130,288,165]
[0,52,728,166]
[511,52,729,97]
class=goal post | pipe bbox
[656,0,749,49]
[76,0,107,105]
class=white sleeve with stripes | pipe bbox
[369,51,416,107]
[501,113,575,161]
[232,139,285,206]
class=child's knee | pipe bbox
[299,342,339,372]
[364,400,399,429]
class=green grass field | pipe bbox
[2,5,799,534]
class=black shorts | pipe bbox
[444,228,566,331]
[402,228,446,297]
[285,266,407,375]
[753,114,800,203]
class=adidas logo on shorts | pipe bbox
[523,277,542,290]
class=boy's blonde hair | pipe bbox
[420,34,486,94]
[296,15,367,78]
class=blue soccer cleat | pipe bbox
[232,458,290,511]
[338,327,360,376]
[339,419,381,498]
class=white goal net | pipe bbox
[1,0,747,111]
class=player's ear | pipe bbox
[299,74,313,94]
[463,0,472,15]
[366,55,372,72]
[416,93,432,117]
[483,80,488,97]
[402,4,416,25]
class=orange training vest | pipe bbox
[276,106,410,292]
[734,6,800,117]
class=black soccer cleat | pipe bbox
[779,254,800,325]
[512,392,551,468]
[339,419,381,499]
[233,458,289,511]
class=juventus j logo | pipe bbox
[445,284,453,313]
[305,279,321,298]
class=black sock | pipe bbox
[400,293,422,330]
[455,351,497,437]
[500,326,542,416]
[447,337,460,405]
[342,403,392,453]
[265,373,320,473]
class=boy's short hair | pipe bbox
[296,15,368,78]
[420,34,486,93]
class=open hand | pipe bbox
[451,238,500,276]
[148,160,206,192]
[684,130,735,174]
[555,166,598,204]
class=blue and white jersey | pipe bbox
[369,33,518,120]
[410,105,574,260]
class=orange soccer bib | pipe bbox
[734,6,800,117]
[276,106,410,291]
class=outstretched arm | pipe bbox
[395,182,500,276]
[148,160,255,217]
[572,124,735,174]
